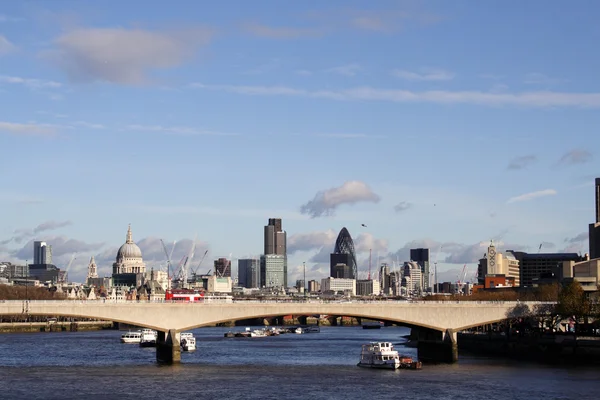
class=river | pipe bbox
[0,326,598,399]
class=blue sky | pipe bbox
[1,0,599,284]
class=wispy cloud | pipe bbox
[243,23,323,39]
[133,204,307,221]
[300,180,381,218]
[0,35,14,55]
[73,121,105,129]
[0,75,62,89]
[394,201,412,213]
[295,69,312,76]
[524,73,565,85]
[314,133,385,138]
[191,83,600,109]
[43,27,213,84]
[346,9,443,33]
[0,121,58,136]
[558,149,593,165]
[507,189,557,204]
[391,68,454,81]
[125,124,236,136]
[242,59,281,75]
[0,14,24,23]
[507,155,537,170]
[327,64,361,77]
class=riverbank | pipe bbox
[458,332,600,364]
[0,321,114,333]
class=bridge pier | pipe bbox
[156,329,180,365]
[414,328,458,363]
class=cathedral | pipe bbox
[113,224,146,275]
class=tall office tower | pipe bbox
[589,178,600,259]
[264,218,286,256]
[329,227,357,279]
[238,258,260,288]
[214,257,232,277]
[33,241,52,265]
[263,218,287,287]
[260,254,286,288]
[410,248,430,290]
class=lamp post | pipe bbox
[25,259,28,319]
[303,261,306,299]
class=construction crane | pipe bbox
[190,249,209,280]
[177,236,197,286]
[456,264,467,294]
[538,243,543,253]
[160,239,176,280]
[61,253,77,283]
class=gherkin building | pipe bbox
[331,227,358,279]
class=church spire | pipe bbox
[126,224,133,244]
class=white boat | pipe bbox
[139,329,158,347]
[120,330,142,344]
[250,329,268,338]
[295,327,304,334]
[180,333,196,351]
[357,342,401,369]
[295,326,320,334]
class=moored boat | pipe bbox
[139,329,158,347]
[120,330,142,344]
[357,342,401,369]
[180,333,196,351]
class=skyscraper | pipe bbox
[33,241,52,265]
[214,258,231,278]
[589,178,600,259]
[238,258,260,288]
[330,227,358,279]
[263,218,287,287]
[410,248,430,290]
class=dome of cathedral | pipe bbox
[115,225,143,261]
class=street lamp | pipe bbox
[303,262,306,299]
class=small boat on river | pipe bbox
[357,342,422,370]
[139,329,158,347]
[180,332,196,351]
[120,330,142,344]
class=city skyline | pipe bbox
[1,1,599,283]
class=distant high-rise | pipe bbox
[264,218,286,256]
[214,258,231,278]
[330,227,357,279]
[238,258,260,288]
[263,218,287,287]
[410,248,430,290]
[33,241,52,265]
[589,178,600,259]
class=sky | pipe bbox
[1,0,599,285]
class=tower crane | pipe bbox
[191,249,209,279]
[160,239,176,279]
[177,235,197,286]
[62,253,77,283]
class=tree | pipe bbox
[556,280,591,334]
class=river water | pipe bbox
[1,326,598,399]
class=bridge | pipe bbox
[0,300,549,364]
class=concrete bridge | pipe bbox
[0,299,549,364]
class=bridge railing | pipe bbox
[0,299,558,305]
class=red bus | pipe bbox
[165,289,204,302]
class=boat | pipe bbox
[180,333,196,351]
[139,329,158,347]
[224,331,235,338]
[362,322,383,329]
[357,342,404,369]
[120,330,142,344]
[250,329,268,338]
[295,326,320,334]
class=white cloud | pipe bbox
[507,155,537,170]
[391,68,454,81]
[327,64,361,77]
[192,83,600,108]
[288,230,336,254]
[73,121,105,129]
[243,23,323,38]
[300,180,381,218]
[44,27,213,84]
[507,189,557,204]
[354,233,388,254]
[558,149,593,165]
[0,75,62,89]
[0,121,57,136]
[314,133,385,138]
[0,35,14,55]
[524,73,565,85]
[125,124,235,136]
[393,201,412,212]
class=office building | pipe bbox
[263,218,287,286]
[33,241,52,265]
[308,280,320,293]
[477,241,520,286]
[238,258,260,288]
[330,227,358,279]
[508,251,582,287]
[589,178,600,259]
[214,257,231,278]
[410,248,430,290]
[357,279,380,296]
[260,254,286,288]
